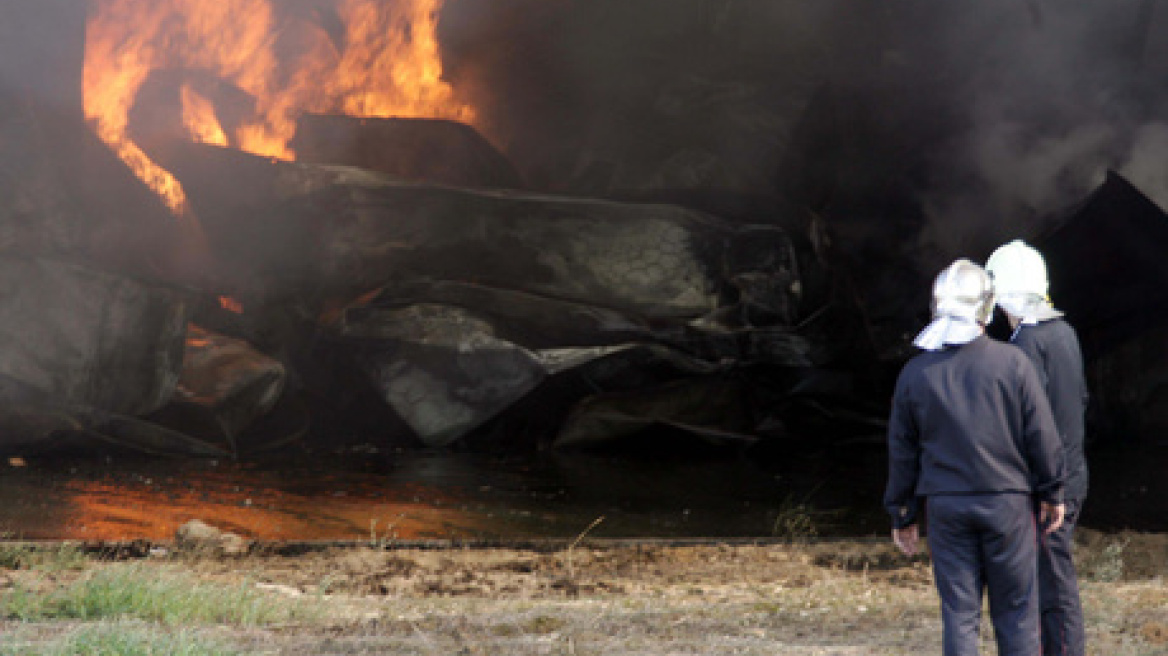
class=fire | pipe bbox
[182,86,229,147]
[82,0,193,215]
[83,0,473,212]
[217,295,245,314]
[333,0,474,121]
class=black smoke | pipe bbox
[440,0,1168,260]
[0,0,86,118]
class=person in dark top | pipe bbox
[885,258,1067,656]
[987,240,1089,656]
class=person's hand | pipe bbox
[1040,502,1066,535]
[892,524,919,556]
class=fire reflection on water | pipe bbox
[2,449,1165,542]
[0,453,827,542]
[0,462,487,541]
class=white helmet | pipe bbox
[931,258,995,325]
[985,239,1048,298]
[913,259,993,351]
[985,240,1062,323]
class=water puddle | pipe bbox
[2,443,1163,541]
[0,450,878,541]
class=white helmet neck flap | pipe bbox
[913,258,993,351]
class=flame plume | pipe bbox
[181,86,230,147]
[83,0,473,214]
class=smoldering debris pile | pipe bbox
[5,0,1168,460]
[0,79,851,458]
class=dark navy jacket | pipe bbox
[1011,318,1089,501]
[884,335,1066,529]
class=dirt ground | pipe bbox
[3,530,1168,654]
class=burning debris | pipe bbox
[83,0,473,212]
[2,0,1168,458]
[159,325,293,453]
[138,139,811,447]
[0,4,818,457]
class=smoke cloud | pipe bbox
[441,0,1168,259]
[0,0,86,117]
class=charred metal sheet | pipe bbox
[143,325,288,453]
[320,184,726,319]
[359,339,547,448]
[335,282,810,447]
[553,377,759,449]
[292,115,524,190]
[0,380,228,459]
[341,302,632,446]
[0,87,194,280]
[147,143,800,327]
[138,143,810,450]
[348,281,654,349]
[0,258,188,416]
[469,340,745,450]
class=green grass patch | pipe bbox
[0,620,238,655]
[770,495,820,540]
[1,564,309,626]
[523,614,566,634]
[0,542,88,573]
[1081,536,1130,582]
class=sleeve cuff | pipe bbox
[1039,490,1064,506]
[890,503,917,529]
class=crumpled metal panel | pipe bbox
[554,377,760,450]
[290,115,524,190]
[152,144,801,325]
[158,325,288,451]
[320,182,725,320]
[342,303,630,447]
[0,399,230,459]
[350,280,654,349]
[149,143,810,448]
[0,258,188,416]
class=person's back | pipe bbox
[987,239,1089,656]
[887,335,1064,505]
[1011,317,1088,500]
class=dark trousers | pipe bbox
[927,493,1040,656]
[1040,498,1084,656]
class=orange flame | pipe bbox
[182,85,230,147]
[333,0,474,121]
[217,295,245,314]
[84,0,473,211]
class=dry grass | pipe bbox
[0,538,1165,655]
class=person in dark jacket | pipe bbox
[987,240,1089,656]
[885,258,1067,656]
